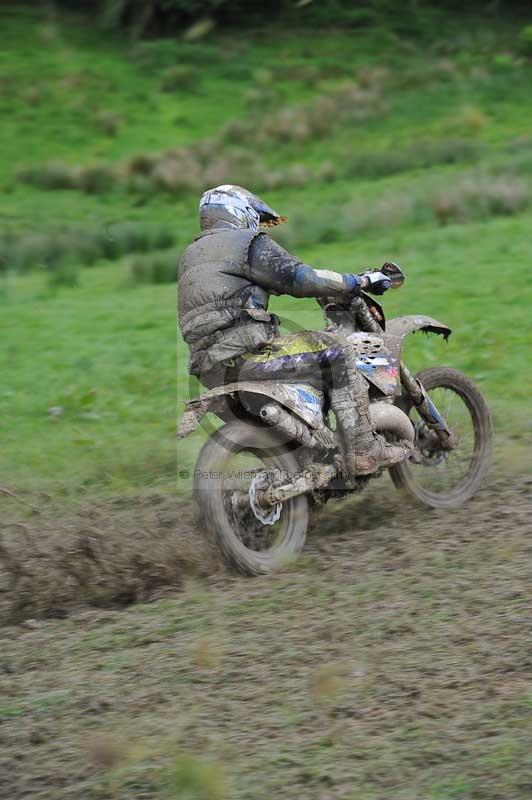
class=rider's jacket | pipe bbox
[178,228,360,378]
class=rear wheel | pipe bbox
[389,367,492,508]
[195,420,309,575]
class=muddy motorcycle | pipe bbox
[178,264,492,575]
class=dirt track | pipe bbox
[0,475,531,798]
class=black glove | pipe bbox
[359,270,392,296]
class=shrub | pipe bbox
[505,136,532,154]
[78,163,114,193]
[2,223,176,275]
[125,248,181,285]
[276,171,531,248]
[492,53,517,71]
[344,139,481,180]
[286,163,311,188]
[483,176,530,215]
[18,161,80,190]
[518,24,532,56]
[124,152,159,176]
[430,190,465,225]
[252,67,273,88]
[95,110,123,136]
[316,161,338,182]
[18,161,115,193]
[150,157,203,193]
[243,87,275,110]
[100,222,175,259]
[429,175,530,225]
[159,65,197,93]
[443,105,489,136]
[47,262,80,289]
[356,65,391,89]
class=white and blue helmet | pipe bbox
[199,184,287,232]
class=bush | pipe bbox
[519,24,532,56]
[2,223,176,275]
[159,65,198,93]
[150,157,203,193]
[99,222,175,259]
[124,152,159,176]
[344,138,481,180]
[18,161,80,190]
[276,170,531,249]
[78,163,114,193]
[95,110,123,136]
[429,175,530,224]
[47,262,81,289]
[18,160,115,193]
[443,105,489,136]
[125,248,181,285]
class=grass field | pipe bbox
[1,6,531,499]
[1,6,532,798]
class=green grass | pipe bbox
[1,10,531,799]
[1,5,532,498]
[1,265,176,496]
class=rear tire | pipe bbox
[389,366,492,508]
[195,420,309,575]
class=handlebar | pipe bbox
[319,264,404,334]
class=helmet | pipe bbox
[199,184,287,232]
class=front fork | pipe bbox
[399,362,458,450]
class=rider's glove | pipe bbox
[343,273,365,294]
[359,270,392,296]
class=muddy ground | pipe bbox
[0,475,531,799]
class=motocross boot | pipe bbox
[330,345,412,477]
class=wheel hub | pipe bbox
[415,421,449,466]
[249,472,282,526]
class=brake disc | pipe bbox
[415,421,448,466]
[249,472,282,526]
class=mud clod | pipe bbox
[0,496,215,624]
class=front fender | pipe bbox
[386,315,451,340]
[383,315,451,359]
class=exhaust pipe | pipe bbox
[260,403,335,449]
[369,401,415,444]
[261,401,413,448]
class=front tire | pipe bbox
[195,420,309,576]
[389,367,492,508]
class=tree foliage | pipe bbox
[55,1,532,37]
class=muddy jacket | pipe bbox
[178,228,362,377]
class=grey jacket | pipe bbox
[178,228,361,377]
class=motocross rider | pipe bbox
[178,184,411,476]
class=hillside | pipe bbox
[1,5,531,495]
[1,5,532,798]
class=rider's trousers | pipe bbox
[199,331,348,392]
[199,332,379,475]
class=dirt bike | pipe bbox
[178,263,492,576]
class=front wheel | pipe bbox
[389,367,492,508]
[195,420,309,576]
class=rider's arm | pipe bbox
[248,234,363,298]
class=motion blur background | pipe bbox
[1,0,531,498]
[1,3,531,797]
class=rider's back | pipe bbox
[178,228,274,377]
